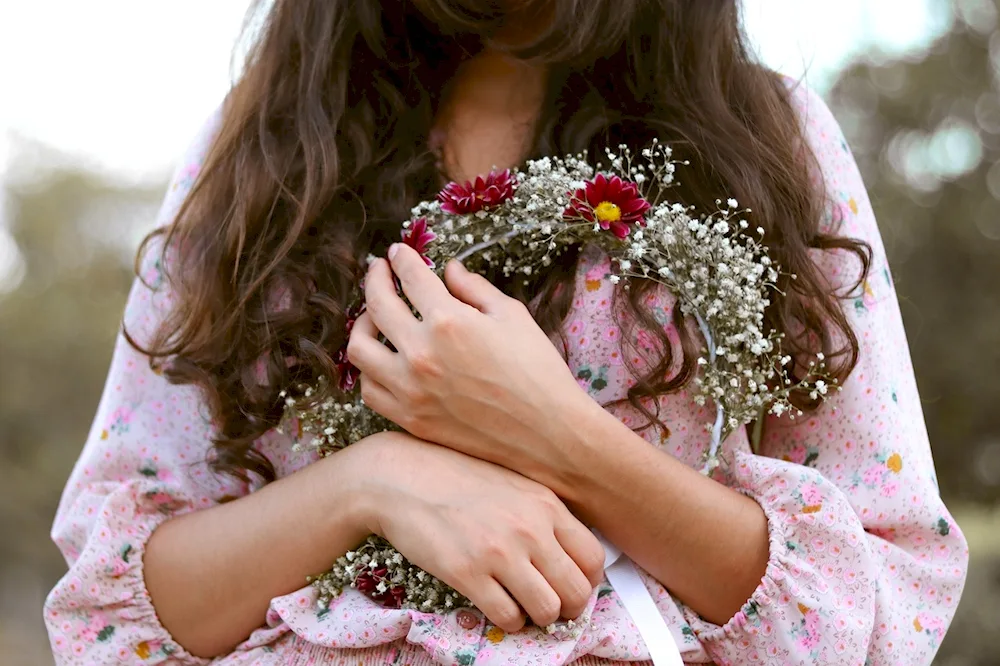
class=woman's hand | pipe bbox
[350,431,605,631]
[347,243,595,481]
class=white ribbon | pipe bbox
[595,531,685,666]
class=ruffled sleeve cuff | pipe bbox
[677,449,883,665]
[679,480,791,648]
[46,485,211,665]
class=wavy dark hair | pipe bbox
[132,0,870,484]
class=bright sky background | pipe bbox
[0,0,952,286]
[0,0,951,180]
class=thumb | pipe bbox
[444,260,507,314]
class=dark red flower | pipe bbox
[437,169,517,215]
[334,300,365,391]
[334,347,360,392]
[564,173,651,239]
[354,568,405,609]
[401,218,436,267]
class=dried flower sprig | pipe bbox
[283,142,837,616]
[312,535,471,612]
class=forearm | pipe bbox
[144,443,372,658]
[534,398,769,626]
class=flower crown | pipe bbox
[282,142,836,620]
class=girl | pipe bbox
[46,1,968,664]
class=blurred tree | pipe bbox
[826,0,1000,505]
[0,140,164,663]
[828,2,1000,664]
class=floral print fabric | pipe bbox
[45,83,967,666]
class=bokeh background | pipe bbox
[1,0,998,663]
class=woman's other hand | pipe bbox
[347,243,596,481]
[349,431,604,631]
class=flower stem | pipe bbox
[453,229,521,263]
[693,309,725,474]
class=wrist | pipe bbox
[337,432,411,537]
[547,397,665,508]
[532,393,616,501]
[316,441,384,544]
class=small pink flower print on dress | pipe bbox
[796,604,822,650]
[142,490,186,514]
[101,405,135,440]
[583,263,608,292]
[800,484,824,506]
[914,612,947,649]
[171,162,201,194]
[134,639,167,660]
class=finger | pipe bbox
[497,563,562,628]
[386,243,455,317]
[347,311,405,389]
[358,375,405,423]
[364,258,419,345]
[532,538,596,620]
[444,259,513,316]
[555,521,606,588]
[460,577,525,634]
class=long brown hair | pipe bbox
[132,0,870,484]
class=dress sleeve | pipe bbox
[681,84,969,665]
[43,107,257,665]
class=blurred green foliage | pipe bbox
[827,0,1000,508]
[1,2,998,663]
[0,149,163,663]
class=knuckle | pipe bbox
[532,487,563,515]
[489,605,524,632]
[476,537,511,566]
[407,348,440,377]
[564,580,594,616]
[445,556,479,586]
[428,310,460,336]
[531,595,561,627]
[581,544,606,583]
[511,521,543,545]
[585,558,605,586]
[396,382,422,407]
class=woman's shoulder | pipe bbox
[155,102,226,229]
[775,74,849,162]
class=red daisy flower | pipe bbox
[401,218,436,267]
[437,169,517,215]
[564,173,651,239]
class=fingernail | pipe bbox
[387,244,400,261]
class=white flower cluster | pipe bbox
[612,197,836,471]
[279,379,398,456]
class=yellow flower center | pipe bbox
[594,201,622,223]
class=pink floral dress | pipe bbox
[44,83,968,666]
